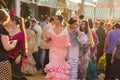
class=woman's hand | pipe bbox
[65,53,69,61]
[85,41,91,46]
[44,38,51,43]
[75,27,80,33]
[111,58,114,64]
[15,55,21,64]
[75,27,83,38]
[12,40,18,48]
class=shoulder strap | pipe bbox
[31,28,37,34]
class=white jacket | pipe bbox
[33,25,42,52]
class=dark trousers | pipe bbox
[104,53,112,80]
[97,45,104,63]
[33,48,42,70]
[41,49,49,75]
[44,49,49,67]
[11,60,27,80]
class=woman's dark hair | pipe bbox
[50,17,54,22]
[80,20,89,34]
[0,9,10,23]
[99,21,104,27]
[56,15,63,23]
[43,15,48,21]
[25,20,31,29]
[88,21,93,28]
[10,15,25,32]
[10,15,20,25]
[112,24,116,29]
[31,19,37,23]
[68,18,77,25]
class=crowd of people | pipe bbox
[1,8,120,80]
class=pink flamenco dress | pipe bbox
[45,28,71,80]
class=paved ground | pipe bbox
[26,71,105,80]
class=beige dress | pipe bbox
[23,30,37,75]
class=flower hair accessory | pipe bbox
[73,15,78,20]
[9,9,15,16]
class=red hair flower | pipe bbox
[9,9,15,16]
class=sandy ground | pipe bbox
[26,71,105,80]
[27,71,45,80]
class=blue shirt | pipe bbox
[40,22,47,29]
[106,29,120,53]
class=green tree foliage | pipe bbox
[21,3,31,19]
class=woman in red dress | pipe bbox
[9,15,27,80]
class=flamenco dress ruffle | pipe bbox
[45,62,69,80]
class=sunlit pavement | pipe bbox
[26,71,105,80]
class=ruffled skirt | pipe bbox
[45,62,69,80]
[22,55,37,75]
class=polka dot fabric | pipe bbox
[0,61,12,80]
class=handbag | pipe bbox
[97,53,106,71]
[87,59,98,80]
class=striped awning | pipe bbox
[86,7,109,20]
[113,7,120,19]
[20,0,28,3]
[66,0,78,11]
[37,0,78,10]
[86,7,120,20]
[85,0,107,4]
[37,0,57,8]
[21,0,95,10]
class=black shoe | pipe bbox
[41,68,46,75]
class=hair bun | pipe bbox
[68,18,77,25]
